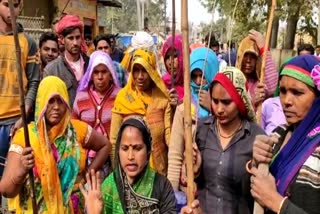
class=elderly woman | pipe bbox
[250,55,320,214]
[93,35,127,87]
[0,76,111,213]
[110,48,171,176]
[73,51,120,173]
[81,117,176,213]
[193,67,265,213]
[236,30,278,108]
[168,47,219,190]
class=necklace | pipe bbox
[217,121,243,139]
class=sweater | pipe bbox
[0,26,39,124]
[167,104,197,190]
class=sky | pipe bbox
[166,0,217,26]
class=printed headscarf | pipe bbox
[161,35,184,100]
[235,36,262,80]
[54,15,87,53]
[190,47,219,118]
[212,67,256,122]
[113,48,169,115]
[78,50,120,91]
[270,55,320,196]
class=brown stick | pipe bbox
[8,0,38,213]
[254,0,276,213]
[170,0,176,89]
[256,0,276,123]
[181,0,194,206]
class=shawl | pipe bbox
[190,47,219,118]
[161,35,184,100]
[102,117,159,213]
[112,48,168,115]
[270,55,320,195]
[235,36,262,80]
[8,76,88,214]
[212,67,256,122]
[77,50,120,91]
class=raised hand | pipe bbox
[80,169,103,214]
[248,30,265,49]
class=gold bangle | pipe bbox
[246,160,253,174]
[277,196,288,214]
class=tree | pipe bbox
[201,0,318,49]
[104,0,166,33]
[200,0,267,44]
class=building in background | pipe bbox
[21,0,122,39]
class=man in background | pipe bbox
[38,32,59,78]
[44,15,89,107]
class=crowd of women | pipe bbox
[0,25,320,214]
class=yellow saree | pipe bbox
[8,76,89,214]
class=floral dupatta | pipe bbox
[8,76,86,214]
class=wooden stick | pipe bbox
[8,1,38,213]
[256,0,276,123]
[253,0,276,213]
[170,0,176,89]
[181,0,194,206]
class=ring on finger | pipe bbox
[28,160,32,164]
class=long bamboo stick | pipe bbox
[8,0,37,213]
[181,0,194,206]
[253,0,276,213]
[170,0,176,89]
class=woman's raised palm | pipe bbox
[80,170,103,214]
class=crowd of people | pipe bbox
[0,0,320,213]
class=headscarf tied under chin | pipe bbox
[77,50,120,92]
[190,47,219,118]
[212,67,256,122]
[270,55,320,196]
[161,35,185,101]
[54,15,87,53]
[235,36,261,80]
